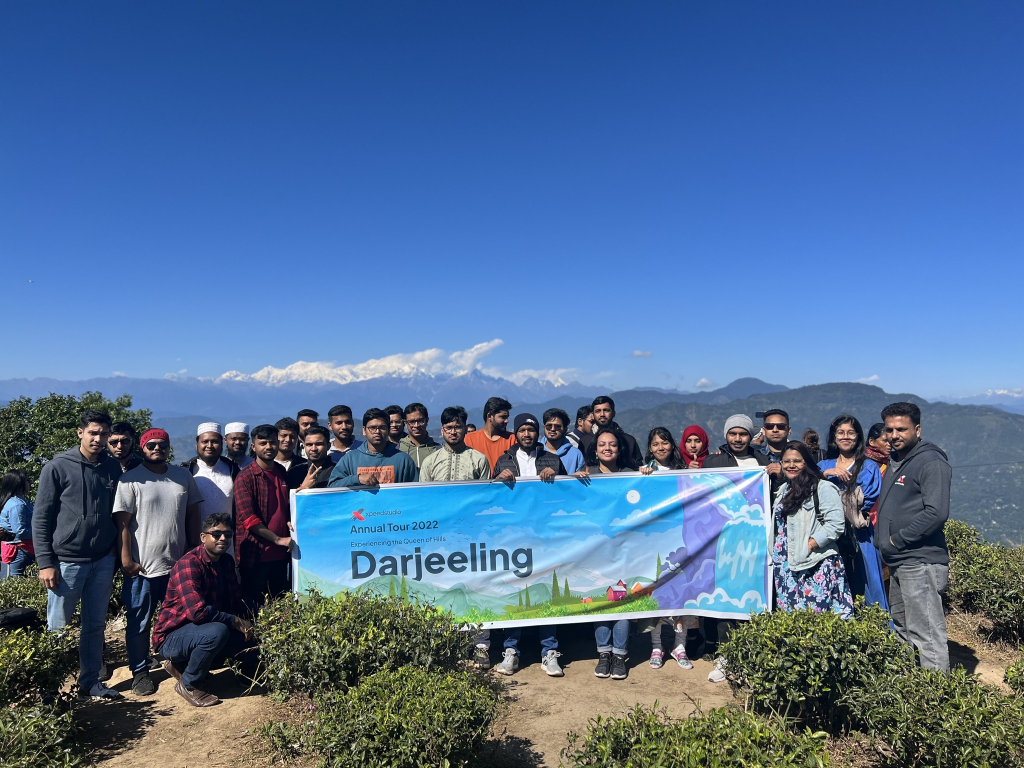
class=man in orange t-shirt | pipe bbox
[464,396,516,472]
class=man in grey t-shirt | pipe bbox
[114,428,202,695]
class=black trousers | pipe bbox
[240,560,290,615]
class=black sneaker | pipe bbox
[131,671,156,696]
[594,652,612,678]
[473,646,491,670]
[98,663,112,683]
[611,654,628,680]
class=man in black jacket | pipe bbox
[876,402,951,672]
[493,413,567,481]
[702,413,770,684]
[576,396,643,470]
[286,426,337,490]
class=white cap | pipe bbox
[197,422,222,437]
[225,422,249,436]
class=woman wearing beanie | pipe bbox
[774,441,854,618]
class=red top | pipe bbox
[465,430,517,472]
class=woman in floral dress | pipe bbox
[773,441,854,618]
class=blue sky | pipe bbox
[2,2,1021,397]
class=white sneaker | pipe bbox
[707,656,727,683]
[541,649,564,677]
[78,682,124,700]
[495,648,519,676]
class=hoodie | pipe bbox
[328,442,419,487]
[876,440,951,566]
[398,435,439,469]
[540,437,586,474]
[32,448,121,569]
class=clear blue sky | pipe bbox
[2,2,1021,397]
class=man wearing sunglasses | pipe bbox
[759,409,792,506]
[108,421,143,474]
[114,428,203,696]
[152,512,254,707]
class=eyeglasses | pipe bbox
[835,431,858,439]
[203,529,231,539]
[765,423,789,431]
[108,438,132,446]
[144,441,169,450]
[544,422,564,430]
[365,425,388,432]
[441,424,465,433]
[406,419,427,426]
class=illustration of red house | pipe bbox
[606,580,628,602]
[580,597,593,604]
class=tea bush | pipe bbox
[255,589,473,696]
[267,666,501,768]
[1006,652,1024,696]
[0,629,77,706]
[845,666,1024,768]
[719,602,913,730]
[944,520,1024,640]
[0,703,83,768]
[561,703,829,767]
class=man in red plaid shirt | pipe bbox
[151,512,254,707]
[233,424,296,610]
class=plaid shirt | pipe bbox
[233,460,290,569]
[151,544,242,652]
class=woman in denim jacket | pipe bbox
[772,441,854,618]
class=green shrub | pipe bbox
[0,703,83,768]
[946,537,1024,640]
[1006,652,1024,696]
[255,589,473,696]
[271,667,501,768]
[0,566,48,618]
[720,602,914,730]
[844,666,1024,768]
[562,703,829,767]
[945,518,982,562]
[0,629,77,706]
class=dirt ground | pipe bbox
[78,616,1014,768]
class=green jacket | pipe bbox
[398,435,439,469]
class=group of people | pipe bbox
[0,393,951,704]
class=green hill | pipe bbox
[614,382,1024,544]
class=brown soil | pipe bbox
[83,617,1017,768]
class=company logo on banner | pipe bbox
[291,469,772,628]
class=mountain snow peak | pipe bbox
[217,340,507,387]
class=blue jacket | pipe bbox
[818,458,882,511]
[0,497,33,543]
[540,438,586,474]
[328,442,418,487]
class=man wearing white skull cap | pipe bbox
[224,422,253,469]
[181,423,240,530]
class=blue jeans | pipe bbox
[123,574,170,675]
[595,619,629,655]
[46,554,116,690]
[504,626,558,654]
[157,621,248,689]
[1,548,33,578]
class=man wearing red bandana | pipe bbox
[114,427,203,696]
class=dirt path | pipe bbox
[80,618,1016,768]
[76,633,271,768]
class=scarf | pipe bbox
[680,425,710,467]
[864,444,889,466]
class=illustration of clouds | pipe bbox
[551,510,586,517]
[610,508,653,527]
[684,587,765,614]
[477,506,516,516]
